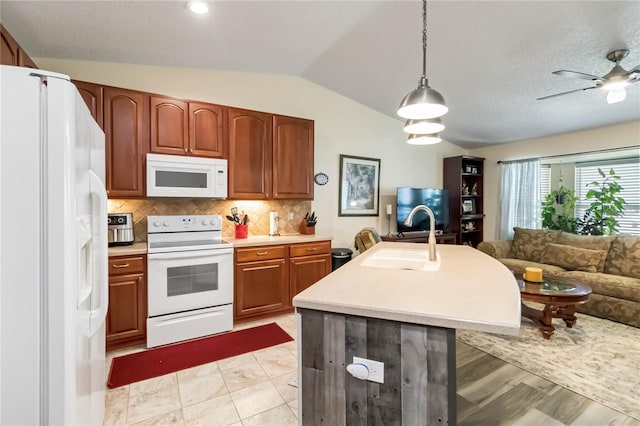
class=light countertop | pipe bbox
[227,234,332,247]
[108,234,333,257]
[108,242,148,257]
[293,242,521,336]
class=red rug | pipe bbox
[107,322,293,388]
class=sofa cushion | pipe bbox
[557,233,613,272]
[554,271,640,303]
[497,258,567,278]
[604,235,640,279]
[540,243,608,273]
[511,227,561,262]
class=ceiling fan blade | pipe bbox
[553,70,603,82]
[536,86,598,101]
[628,64,640,80]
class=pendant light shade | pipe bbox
[407,133,442,145]
[397,0,448,123]
[398,78,448,120]
[403,116,445,134]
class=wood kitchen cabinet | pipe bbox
[103,86,148,198]
[149,96,226,158]
[227,110,315,200]
[150,96,189,156]
[227,108,273,199]
[234,245,289,321]
[272,115,314,200]
[189,102,225,158]
[1,24,37,68]
[289,241,331,296]
[107,255,147,350]
[73,81,103,127]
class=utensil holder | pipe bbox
[235,224,248,239]
[299,220,315,235]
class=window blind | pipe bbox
[574,158,640,235]
[540,165,551,200]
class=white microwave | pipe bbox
[146,153,228,198]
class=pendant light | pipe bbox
[403,117,444,134]
[397,0,448,120]
[407,134,442,145]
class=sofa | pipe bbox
[478,227,640,328]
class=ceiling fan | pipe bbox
[538,49,640,104]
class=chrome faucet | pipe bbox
[403,205,437,261]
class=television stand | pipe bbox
[381,233,457,245]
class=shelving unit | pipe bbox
[443,155,485,247]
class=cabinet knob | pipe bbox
[256,251,268,256]
[306,248,317,251]
[112,263,130,268]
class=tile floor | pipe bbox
[104,314,299,426]
[105,314,640,426]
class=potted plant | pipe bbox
[576,168,626,236]
[541,186,578,233]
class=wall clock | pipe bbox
[314,172,329,186]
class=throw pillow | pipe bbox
[557,233,613,272]
[540,243,607,273]
[604,235,640,279]
[511,227,561,262]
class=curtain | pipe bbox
[498,158,541,239]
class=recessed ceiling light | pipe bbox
[187,1,209,14]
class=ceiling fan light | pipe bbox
[397,82,448,119]
[403,117,445,134]
[187,1,209,14]
[407,133,442,145]
[607,88,626,104]
[601,79,629,91]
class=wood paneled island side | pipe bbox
[292,242,521,425]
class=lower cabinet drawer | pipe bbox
[109,255,145,275]
[289,240,331,257]
[235,245,287,263]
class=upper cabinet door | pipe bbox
[272,115,314,200]
[104,87,147,198]
[73,81,103,128]
[150,96,189,156]
[1,25,37,68]
[189,102,225,158]
[1,25,19,66]
[227,108,272,199]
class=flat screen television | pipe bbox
[396,187,449,234]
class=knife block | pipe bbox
[299,220,315,235]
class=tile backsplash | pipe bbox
[108,198,312,242]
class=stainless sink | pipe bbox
[361,248,441,271]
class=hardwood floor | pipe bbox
[456,342,639,425]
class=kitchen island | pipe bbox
[292,242,521,425]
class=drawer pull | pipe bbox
[112,263,130,268]
[306,248,317,251]
[256,251,268,256]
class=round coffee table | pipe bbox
[517,279,592,339]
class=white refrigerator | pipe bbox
[0,65,108,425]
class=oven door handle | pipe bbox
[148,248,233,260]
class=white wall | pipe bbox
[36,58,465,250]
[470,121,640,240]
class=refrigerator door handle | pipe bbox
[88,170,109,337]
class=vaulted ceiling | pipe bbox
[2,1,639,148]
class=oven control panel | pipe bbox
[148,215,222,233]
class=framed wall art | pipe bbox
[338,155,380,216]
[462,199,476,215]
